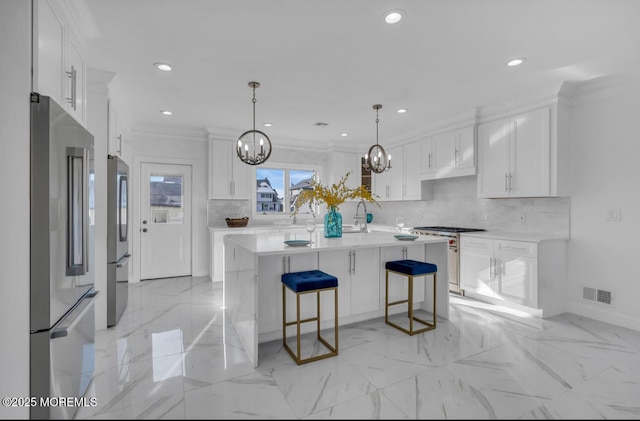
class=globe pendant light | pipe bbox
[363,104,391,173]
[236,81,272,165]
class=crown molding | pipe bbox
[133,125,207,142]
[560,72,640,106]
[205,126,329,152]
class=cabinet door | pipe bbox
[231,154,251,199]
[318,250,352,319]
[209,140,233,199]
[258,253,318,335]
[454,126,475,170]
[34,0,65,104]
[387,145,403,201]
[495,240,538,307]
[421,136,435,176]
[379,244,426,308]
[433,130,456,174]
[372,162,391,201]
[459,237,496,297]
[107,99,122,156]
[511,107,550,197]
[350,248,380,314]
[477,118,510,198]
[403,141,422,200]
[66,37,85,123]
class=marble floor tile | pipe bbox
[76,276,640,419]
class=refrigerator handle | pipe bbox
[50,291,98,339]
[66,147,89,276]
[116,253,131,268]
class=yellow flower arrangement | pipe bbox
[292,171,379,217]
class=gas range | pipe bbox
[411,226,486,236]
[410,226,485,295]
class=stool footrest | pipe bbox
[388,298,409,306]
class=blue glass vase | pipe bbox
[324,207,342,238]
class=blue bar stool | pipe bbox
[281,269,339,364]
[385,259,437,335]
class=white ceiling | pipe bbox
[82,0,640,149]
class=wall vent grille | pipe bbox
[583,286,612,305]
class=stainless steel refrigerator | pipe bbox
[30,93,97,419]
[107,155,130,327]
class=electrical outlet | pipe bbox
[520,212,526,223]
[606,209,622,222]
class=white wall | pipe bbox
[129,131,209,282]
[565,76,640,330]
[0,1,31,418]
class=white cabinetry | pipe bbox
[209,139,251,200]
[373,142,421,201]
[257,252,319,335]
[379,244,427,310]
[421,125,475,180]
[478,107,554,198]
[328,151,361,189]
[33,0,86,125]
[107,98,126,157]
[319,248,380,317]
[460,235,567,317]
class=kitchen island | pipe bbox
[224,230,449,367]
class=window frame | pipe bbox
[251,162,322,221]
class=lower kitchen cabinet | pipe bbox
[257,252,319,335]
[460,234,567,317]
[319,248,380,317]
[379,243,427,310]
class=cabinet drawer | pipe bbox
[495,240,537,258]
[460,236,493,252]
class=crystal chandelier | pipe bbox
[236,81,272,165]
[363,104,391,173]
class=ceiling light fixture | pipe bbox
[160,110,172,115]
[397,108,408,114]
[363,104,391,174]
[236,81,272,166]
[154,62,173,71]
[383,9,405,24]
[263,123,273,127]
[341,133,348,137]
[507,57,526,67]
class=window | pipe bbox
[254,165,319,218]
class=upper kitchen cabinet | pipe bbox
[32,0,87,125]
[107,98,126,157]
[421,125,476,180]
[209,138,251,200]
[327,150,361,190]
[477,103,568,198]
[373,141,421,201]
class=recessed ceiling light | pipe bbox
[383,9,405,24]
[160,110,172,115]
[397,108,408,114]
[154,62,173,71]
[341,133,348,137]
[263,123,273,127]
[507,57,526,67]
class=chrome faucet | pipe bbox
[354,199,368,233]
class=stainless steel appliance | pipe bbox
[107,155,130,327]
[30,93,97,419]
[411,226,485,295]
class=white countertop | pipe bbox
[461,231,570,242]
[224,230,447,256]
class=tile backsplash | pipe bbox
[208,175,570,237]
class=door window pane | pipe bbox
[150,174,183,223]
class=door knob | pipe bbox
[142,220,147,224]
[142,228,147,233]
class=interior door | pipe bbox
[140,163,192,279]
